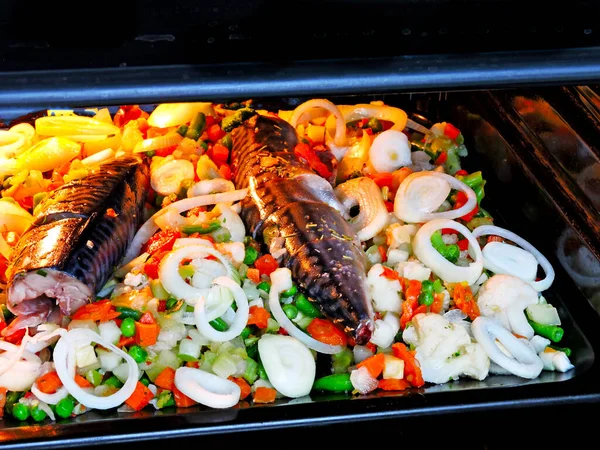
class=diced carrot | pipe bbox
[430,293,444,314]
[380,266,400,281]
[0,387,6,418]
[36,371,63,394]
[246,268,260,284]
[125,381,154,411]
[247,306,270,329]
[135,321,160,347]
[400,279,421,329]
[71,299,120,322]
[357,353,385,379]
[229,377,251,400]
[392,343,425,388]
[306,318,348,346]
[253,387,277,404]
[378,378,411,391]
[154,367,176,391]
[378,246,387,263]
[368,172,394,189]
[413,304,428,316]
[75,374,93,388]
[172,385,197,407]
[452,283,480,321]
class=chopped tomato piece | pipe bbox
[307,318,347,346]
[430,293,444,314]
[294,143,332,179]
[0,255,8,284]
[454,169,468,176]
[3,328,26,345]
[444,123,461,140]
[142,230,181,256]
[155,145,179,158]
[384,201,394,212]
[118,336,136,347]
[218,164,232,180]
[457,239,469,251]
[453,191,479,222]
[246,268,261,284]
[434,151,448,165]
[143,250,168,279]
[254,254,278,277]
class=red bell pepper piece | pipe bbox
[141,230,181,256]
[444,123,461,140]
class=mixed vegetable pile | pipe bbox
[0,99,573,423]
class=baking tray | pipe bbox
[1,90,600,448]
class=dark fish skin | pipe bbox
[7,156,149,315]
[231,115,374,344]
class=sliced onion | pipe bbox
[9,123,36,141]
[115,252,149,278]
[369,130,412,173]
[26,324,64,353]
[194,277,249,342]
[187,179,235,197]
[148,103,215,128]
[0,358,42,391]
[394,171,477,223]
[472,225,555,292]
[291,99,346,146]
[81,148,115,167]
[160,246,239,303]
[0,199,34,220]
[334,177,388,241]
[215,203,246,242]
[268,268,343,354]
[123,189,248,263]
[174,367,240,408]
[31,384,69,405]
[151,159,195,196]
[0,130,25,158]
[258,334,316,398]
[413,219,483,285]
[133,132,183,154]
[36,115,119,137]
[471,317,543,379]
[53,328,138,409]
[482,242,538,281]
[0,213,32,234]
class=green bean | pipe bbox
[185,112,206,140]
[294,293,322,318]
[182,221,221,235]
[220,133,233,150]
[104,376,123,388]
[332,348,354,374]
[430,230,459,263]
[528,319,564,343]
[166,297,179,310]
[281,285,298,298]
[210,317,228,331]
[116,307,142,321]
[282,304,298,320]
[176,124,189,137]
[211,227,231,243]
[240,326,253,340]
[457,171,483,189]
[366,118,383,133]
[312,373,353,392]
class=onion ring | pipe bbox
[53,328,138,410]
[394,171,477,223]
[174,367,241,408]
[472,225,555,292]
[412,219,483,285]
[124,189,248,264]
[290,99,346,146]
[187,179,235,198]
[268,268,343,354]
[471,317,543,379]
[31,384,69,405]
[159,246,239,304]
[194,276,249,342]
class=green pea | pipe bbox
[366,117,383,133]
[129,345,148,363]
[55,397,74,419]
[282,304,298,319]
[30,406,47,422]
[12,403,29,421]
[419,291,434,306]
[220,133,233,151]
[257,281,270,293]
[244,246,259,265]
[166,297,178,310]
[294,293,322,318]
[120,318,136,337]
[281,285,298,298]
[140,376,151,387]
[421,280,434,293]
[145,150,156,158]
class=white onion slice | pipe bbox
[0,335,36,376]
[394,171,477,223]
[187,179,235,198]
[81,148,115,167]
[369,130,412,173]
[194,277,249,342]
[124,188,247,263]
[258,334,316,398]
[482,242,538,282]
[472,225,555,292]
[174,367,240,409]
[159,245,238,304]
[0,130,26,158]
[334,177,388,241]
[26,324,64,353]
[412,219,483,285]
[471,317,543,379]
[0,358,42,391]
[215,203,246,242]
[53,328,138,410]
[31,385,69,405]
[268,268,343,354]
[291,99,346,146]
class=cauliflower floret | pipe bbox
[477,274,538,339]
[370,312,400,348]
[387,248,409,266]
[386,224,418,249]
[539,348,574,373]
[402,313,490,384]
[395,260,431,282]
[367,264,402,313]
[123,272,148,288]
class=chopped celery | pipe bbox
[332,348,353,374]
[243,358,259,384]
